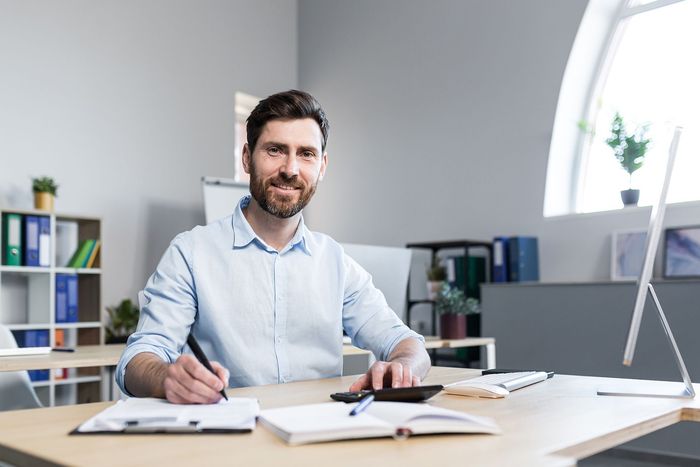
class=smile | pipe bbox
[271,184,300,191]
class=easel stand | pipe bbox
[598,283,696,399]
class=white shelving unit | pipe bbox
[1,208,103,407]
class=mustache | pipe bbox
[268,174,305,189]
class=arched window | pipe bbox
[544,0,698,216]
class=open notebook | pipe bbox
[72,397,259,434]
[259,401,500,445]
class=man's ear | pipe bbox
[242,143,252,174]
[319,152,328,181]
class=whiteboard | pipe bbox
[202,176,249,224]
[342,243,412,320]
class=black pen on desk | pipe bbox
[186,334,228,401]
[349,393,374,416]
[52,348,75,352]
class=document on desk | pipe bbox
[259,401,500,445]
[72,397,259,434]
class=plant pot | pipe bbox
[620,189,640,207]
[439,313,467,339]
[426,281,444,301]
[34,192,54,211]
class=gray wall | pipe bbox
[298,0,700,284]
[0,0,297,308]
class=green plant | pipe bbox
[32,176,59,196]
[105,299,139,341]
[605,113,651,188]
[426,258,447,281]
[435,284,480,315]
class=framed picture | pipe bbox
[663,226,700,278]
[611,229,647,281]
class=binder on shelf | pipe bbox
[54,330,68,379]
[56,274,69,323]
[2,213,23,266]
[56,220,79,267]
[38,216,51,267]
[67,274,78,322]
[24,216,40,267]
[446,255,486,299]
[25,330,50,381]
[85,240,101,268]
[492,237,509,283]
[68,239,96,268]
[508,236,540,282]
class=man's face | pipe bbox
[243,118,327,219]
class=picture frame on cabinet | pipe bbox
[611,229,647,281]
[663,225,700,278]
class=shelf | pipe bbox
[54,268,101,275]
[0,266,50,274]
[31,380,52,388]
[54,376,102,386]
[54,321,102,329]
[5,323,52,330]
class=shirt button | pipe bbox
[276,337,282,343]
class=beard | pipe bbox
[249,163,319,219]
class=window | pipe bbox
[545,0,699,216]
[233,92,261,183]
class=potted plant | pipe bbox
[435,283,480,339]
[32,176,59,212]
[605,113,651,207]
[426,258,447,301]
[105,299,140,344]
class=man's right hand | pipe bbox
[125,352,229,404]
[163,355,229,404]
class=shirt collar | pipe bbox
[231,195,313,256]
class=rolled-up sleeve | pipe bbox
[341,254,424,361]
[115,233,197,395]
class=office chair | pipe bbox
[0,325,43,411]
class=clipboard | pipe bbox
[70,397,259,435]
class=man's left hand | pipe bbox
[349,360,421,391]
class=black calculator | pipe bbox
[330,385,443,403]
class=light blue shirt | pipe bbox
[116,196,422,395]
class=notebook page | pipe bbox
[260,402,392,434]
[365,402,501,435]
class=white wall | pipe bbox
[298,0,700,282]
[0,0,298,308]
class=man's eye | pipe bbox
[267,147,281,156]
[301,151,316,159]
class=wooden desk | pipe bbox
[0,345,124,372]
[1,367,698,467]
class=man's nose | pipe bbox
[281,155,299,177]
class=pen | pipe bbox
[349,393,374,416]
[186,334,228,401]
[52,348,75,352]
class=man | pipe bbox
[116,90,430,404]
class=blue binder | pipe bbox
[67,274,79,322]
[56,274,68,323]
[508,236,540,282]
[492,237,510,282]
[25,330,50,381]
[24,216,40,266]
[38,216,51,267]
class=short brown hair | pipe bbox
[246,90,330,153]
